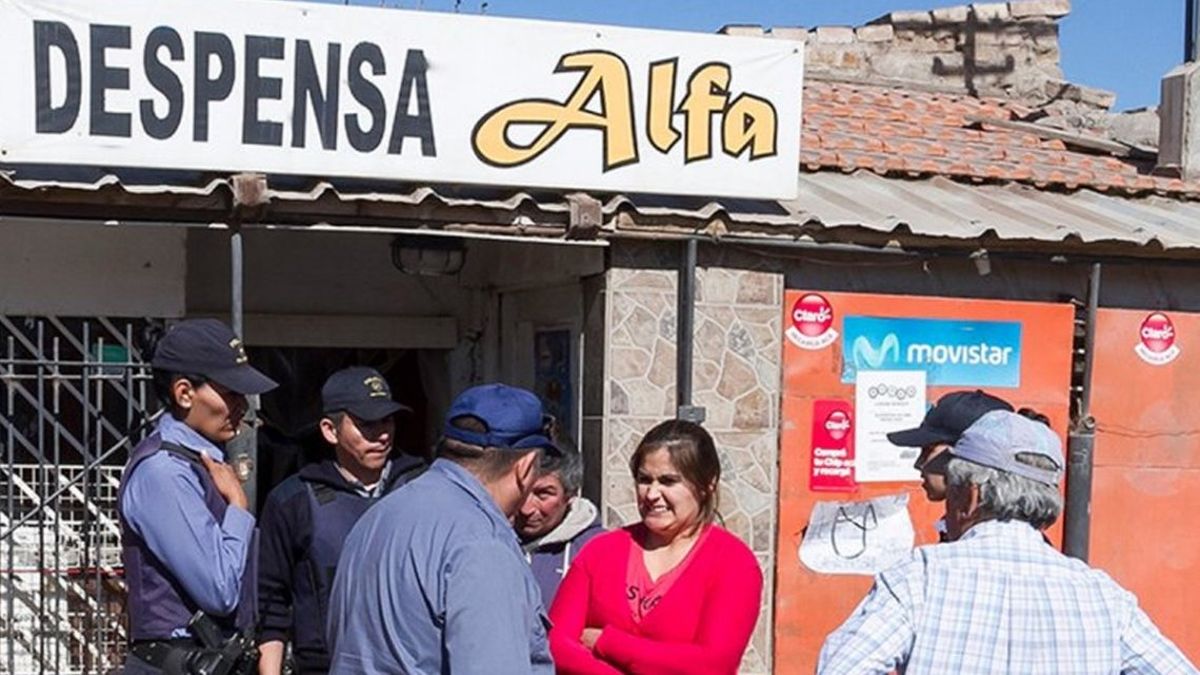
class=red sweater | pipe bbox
[548,525,763,675]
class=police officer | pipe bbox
[327,383,559,674]
[256,367,425,675]
[119,319,278,674]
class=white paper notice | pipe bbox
[799,493,915,575]
[854,370,926,482]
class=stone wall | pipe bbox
[723,0,1117,115]
[594,243,783,673]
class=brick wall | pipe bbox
[724,0,1117,115]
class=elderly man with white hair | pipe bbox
[818,410,1196,675]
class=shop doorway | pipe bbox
[500,285,584,445]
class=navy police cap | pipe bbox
[887,389,1012,449]
[322,366,411,422]
[151,319,278,396]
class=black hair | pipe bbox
[537,436,584,496]
[152,370,208,416]
[1016,407,1051,427]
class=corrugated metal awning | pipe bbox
[783,172,1200,253]
[4,166,1200,258]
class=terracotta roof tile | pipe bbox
[984,165,1010,180]
[816,150,839,166]
[1008,165,1035,180]
[801,80,1200,197]
[1102,157,1137,174]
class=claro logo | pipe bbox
[786,293,838,350]
[1135,312,1181,366]
[472,51,778,171]
[824,410,851,441]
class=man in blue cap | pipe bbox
[820,411,1195,674]
[119,319,278,674]
[327,383,560,674]
[257,367,426,675]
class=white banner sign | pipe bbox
[0,0,804,199]
[853,369,926,483]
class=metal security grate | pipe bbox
[1,316,162,675]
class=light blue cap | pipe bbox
[950,410,1064,487]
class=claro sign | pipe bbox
[0,0,804,199]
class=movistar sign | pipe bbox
[841,316,1022,387]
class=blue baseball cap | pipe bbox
[151,319,277,396]
[944,410,1064,487]
[443,383,561,455]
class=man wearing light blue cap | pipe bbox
[326,383,560,675]
[819,410,1196,675]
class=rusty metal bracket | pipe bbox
[566,193,602,239]
[230,172,270,223]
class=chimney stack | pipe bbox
[1158,0,1200,179]
[1159,65,1198,177]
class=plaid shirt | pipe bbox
[818,520,1197,675]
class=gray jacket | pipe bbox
[523,497,604,607]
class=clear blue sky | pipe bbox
[323,0,1184,112]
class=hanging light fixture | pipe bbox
[390,234,467,276]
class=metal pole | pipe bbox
[1064,262,1101,561]
[93,334,105,673]
[1188,0,1200,62]
[52,337,62,672]
[81,321,93,674]
[675,238,705,423]
[6,335,15,675]
[36,321,46,674]
[231,224,245,339]
[228,224,259,513]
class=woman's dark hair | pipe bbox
[629,420,722,527]
[152,370,208,416]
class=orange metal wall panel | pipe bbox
[774,291,1074,673]
[1090,308,1200,662]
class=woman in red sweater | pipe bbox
[548,420,763,675]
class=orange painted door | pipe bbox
[775,291,1074,673]
[1090,308,1200,663]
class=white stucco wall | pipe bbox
[0,218,187,318]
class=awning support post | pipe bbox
[1064,262,1101,561]
[225,173,269,513]
[676,238,705,423]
